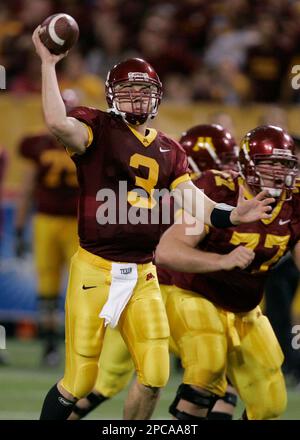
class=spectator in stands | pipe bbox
[59,50,104,102]
[244,14,291,102]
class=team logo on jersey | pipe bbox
[82,285,97,290]
[279,219,291,225]
[146,273,155,281]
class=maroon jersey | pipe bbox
[19,134,78,216]
[68,107,189,263]
[157,265,173,286]
[173,170,300,313]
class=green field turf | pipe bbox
[0,338,299,420]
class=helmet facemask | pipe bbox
[106,78,162,126]
[240,151,298,198]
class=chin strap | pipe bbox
[107,107,150,126]
[124,113,148,126]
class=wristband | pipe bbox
[210,203,235,228]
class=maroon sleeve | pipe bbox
[169,139,190,184]
[156,265,173,286]
[67,106,103,146]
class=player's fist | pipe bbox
[219,246,255,271]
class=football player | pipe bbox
[176,124,239,420]
[15,90,79,366]
[32,23,274,420]
[69,123,240,420]
[264,134,300,382]
[156,125,299,420]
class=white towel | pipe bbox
[99,262,138,328]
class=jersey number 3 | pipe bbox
[127,154,159,209]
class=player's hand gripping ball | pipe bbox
[39,13,79,55]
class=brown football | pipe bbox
[39,13,79,55]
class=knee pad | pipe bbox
[69,361,99,399]
[138,341,169,388]
[72,392,108,419]
[167,293,226,391]
[169,384,218,420]
[245,371,287,420]
[96,362,134,397]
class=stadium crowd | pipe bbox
[2,0,300,103]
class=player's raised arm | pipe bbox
[173,179,275,228]
[32,27,88,154]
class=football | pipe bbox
[39,13,79,55]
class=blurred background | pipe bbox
[1,0,300,419]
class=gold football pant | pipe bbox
[93,283,176,398]
[166,287,287,420]
[33,214,78,297]
[61,248,170,399]
[94,327,134,398]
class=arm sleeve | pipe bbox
[169,141,191,190]
[67,106,102,150]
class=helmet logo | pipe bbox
[193,137,220,165]
[193,137,215,152]
[128,72,149,81]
